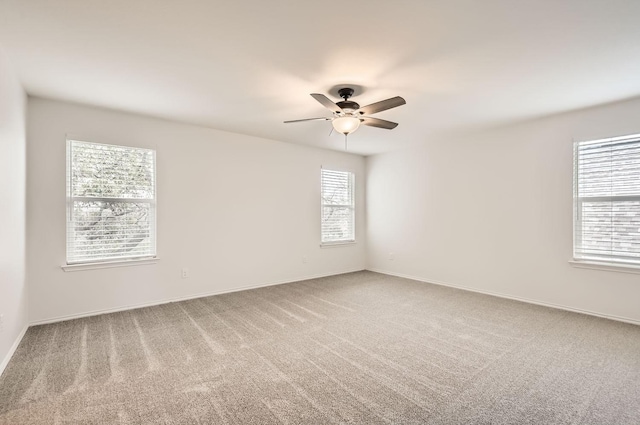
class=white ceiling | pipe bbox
[2,1,640,155]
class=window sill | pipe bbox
[320,241,356,248]
[62,257,159,272]
[569,259,640,275]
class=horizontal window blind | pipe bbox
[574,134,640,265]
[67,140,156,264]
[321,169,355,243]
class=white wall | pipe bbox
[367,97,640,323]
[27,98,366,323]
[0,48,28,371]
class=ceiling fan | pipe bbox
[284,88,406,135]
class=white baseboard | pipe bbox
[367,268,640,326]
[0,324,29,378]
[30,268,365,326]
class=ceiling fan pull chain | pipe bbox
[344,133,348,151]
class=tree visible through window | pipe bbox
[67,140,156,264]
[321,168,355,244]
[574,134,640,266]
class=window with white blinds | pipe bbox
[66,140,156,264]
[574,134,640,266]
[321,168,355,244]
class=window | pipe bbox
[321,168,355,244]
[67,140,156,264]
[574,134,640,266]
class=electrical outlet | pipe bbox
[388,252,394,261]
[181,268,190,279]
[302,256,307,264]
[0,314,4,332]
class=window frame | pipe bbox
[320,167,356,246]
[65,138,157,267]
[572,133,640,269]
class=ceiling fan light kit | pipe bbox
[332,116,361,134]
[285,87,406,139]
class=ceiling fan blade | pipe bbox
[358,96,406,115]
[310,93,343,113]
[284,117,331,123]
[360,116,399,129]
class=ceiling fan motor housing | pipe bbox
[336,100,360,112]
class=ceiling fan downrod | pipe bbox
[336,88,360,112]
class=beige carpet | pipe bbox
[1,271,639,424]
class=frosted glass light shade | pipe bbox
[332,116,361,135]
